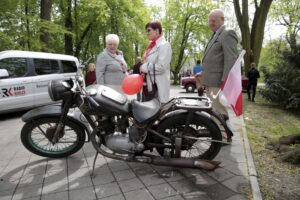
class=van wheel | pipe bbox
[186,84,195,93]
[21,117,85,158]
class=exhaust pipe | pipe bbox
[150,157,221,171]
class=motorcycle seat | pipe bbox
[131,98,160,124]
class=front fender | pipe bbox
[22,104,92,137]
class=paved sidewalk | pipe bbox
[0,93,259,200]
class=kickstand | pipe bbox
[91,152,99,178]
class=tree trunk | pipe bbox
[24,0,31,50]
[74,22,93,58]
[64,0,73,55]
[233,0,273,74]
[40,0,52,51]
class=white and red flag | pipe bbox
[220,50,246,116]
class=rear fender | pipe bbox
[22,104,91,141]
[158,109,220,133]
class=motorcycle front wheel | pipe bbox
[156,113,222,160]
[21,117,85,158]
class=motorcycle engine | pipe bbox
[104,126,146,154]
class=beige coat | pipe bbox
[141,36,172,103]
[202,26,238,87]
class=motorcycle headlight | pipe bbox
[48,80,71,101]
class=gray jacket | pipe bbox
[202,25,238,87]
[96,49,127,86]
[141,36,172,103]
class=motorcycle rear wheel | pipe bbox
[21,117,85,158]
[156,113,222,160]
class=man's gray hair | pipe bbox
[209,9,225,19]
[105,34,119,44]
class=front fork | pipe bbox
[51,98,73,144]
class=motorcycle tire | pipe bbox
[21,117,85,158]
[155,113,222,160]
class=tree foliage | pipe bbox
[162,0,213,84]
[269,0,300,53]
[0,0,150,66]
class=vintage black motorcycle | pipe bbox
[20,71,233,171]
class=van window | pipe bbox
[34,59,59,75]
[61,60,77,73]
[0,57,27,78]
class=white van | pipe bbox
[0,50,80,114]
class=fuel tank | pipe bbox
[82,85,130,116]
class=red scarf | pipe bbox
[143,35,161,60]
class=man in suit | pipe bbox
[202,9,238,134]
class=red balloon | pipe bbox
[122,74,144,95]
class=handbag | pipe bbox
[142,64,158,101]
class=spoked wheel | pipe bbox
[156,113,222,160]
[21,117,85,158]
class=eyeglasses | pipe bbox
[147,29,153,33]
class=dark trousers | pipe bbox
[247,82,257,101]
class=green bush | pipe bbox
[259,45,300,110]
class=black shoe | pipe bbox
[248,98,251,101]
[252,99,255,102]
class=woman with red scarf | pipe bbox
[140,20,172,103]
[85,63,96,86]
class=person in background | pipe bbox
[193,60,204,96]
[85,63,96,86]
[139,20,172,103]
[96,34,128,93]
[133,57,143,75]
[247,62,260,102]
[132,57,143,100]
[201,9,238,139]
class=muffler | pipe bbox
[150,157,221,171]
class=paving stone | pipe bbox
[159,195,184,200]
[0,179,18,192]
[124,188,154,200]
[69,186,97,200]
[12,184,42,200]
[181,191,212,200]
[131,164,155,176]
[206,167,235,182]
[67,157,88,170]
[0,189,14,200]
[107,160,130,172]
[139,174,166,186]
[119,178,144,193]
[224,163,249,176]
[43,168,67,183]
[90,164,110,175]
[113,169,136,181]
[41,191,68,200]
[148,183,177,199]
[69,175,93,190]
[222,176,250,194]
[42,178,68,194]
[92,172,115,186]
[159,170,185,182]
[86,157,107,169]
[95,182,121,199]
[187,172,217,188]
[151,165,176,173]
[168,179,198,194]
[18,173,44,187]
[68,167,91,179]
[202,183,236,200]
[99,194,125,200]
[224,194,248,200]
[228,152,247,163]
[46,158,67,171]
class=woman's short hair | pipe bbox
[145,20,162,34]
[105,34,119,44]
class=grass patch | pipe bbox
[243,91,300,200]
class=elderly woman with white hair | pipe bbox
[96,34,128,93]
